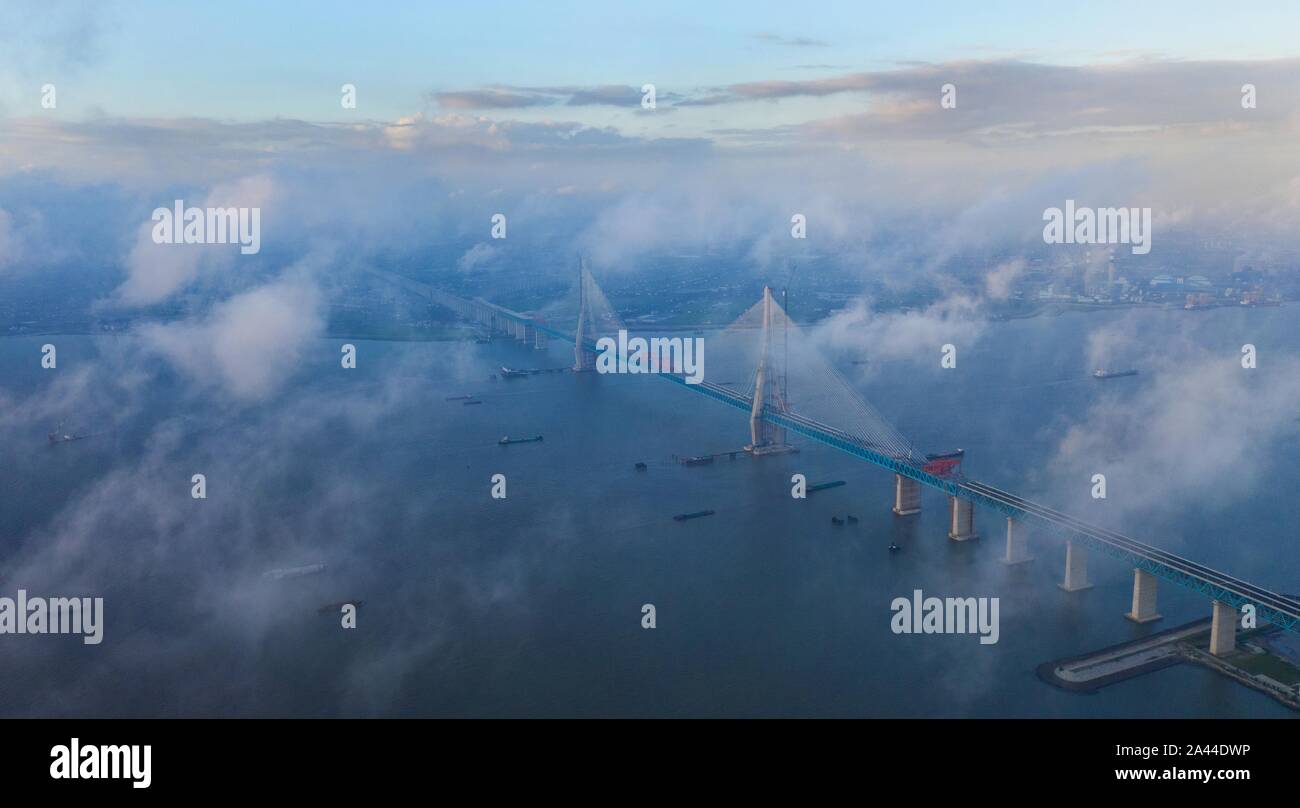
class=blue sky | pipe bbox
[13,0,1300,122]
[4,0,1300,303]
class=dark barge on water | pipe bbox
[499,435,543,445]
[673,510,715,521]
[808,480,846,493]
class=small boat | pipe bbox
[462,399,483,406]
[445,395,473,401]
[888,542,901,552]
[831,516,845,526]
[673,510,715,521]
[500,366,529,379]
[499,435,543,445]
[847,514,858,524]
[681,455,714,466]
[634,462,648,471]
[47,420,85,444]
[317,599,365,615]
[264,563,326,581]
[1093,369,1138,380]
[925,449,965,461]
[808,480,846,493]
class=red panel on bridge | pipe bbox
[922,457,962,477]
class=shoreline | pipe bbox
[2,298,1292,342]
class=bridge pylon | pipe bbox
[573,258,599,371]
[745,286,791,455]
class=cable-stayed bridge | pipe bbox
[375,265,1300,646]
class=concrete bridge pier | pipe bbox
[892,475,920,516]
[522,323,536,345]
[574,344,597,371]
[1002,516,1031,564]
[947,496,977,541]
[1059,540,1092,592]
[1210,600,1237,656]
[1124,569,1162,623]
[534,329,548,350]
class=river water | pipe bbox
[0,305,1295,716]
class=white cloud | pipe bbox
[984,258,1026,301]
[0,208,19,269]
[457,242,498,272]
[1049,333,1300,522]
[115,175,276,306]
[139,274,323,400]
[813,294,987,363]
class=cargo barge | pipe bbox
[673,510,715,521]
[499,435,543,445]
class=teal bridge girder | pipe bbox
[658,375,1300,634]
[432,285,1300,635]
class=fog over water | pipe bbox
[0,303,1295,717]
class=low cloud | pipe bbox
[813,294,987,364]
[0,209,22,270]
[115,175,275,306]
[0,335,565,716]
[457,242,498,273]
[433,90,553,110]
[1048,319,1300,524]
[983,258,1026,301]
[139,273,324,400]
